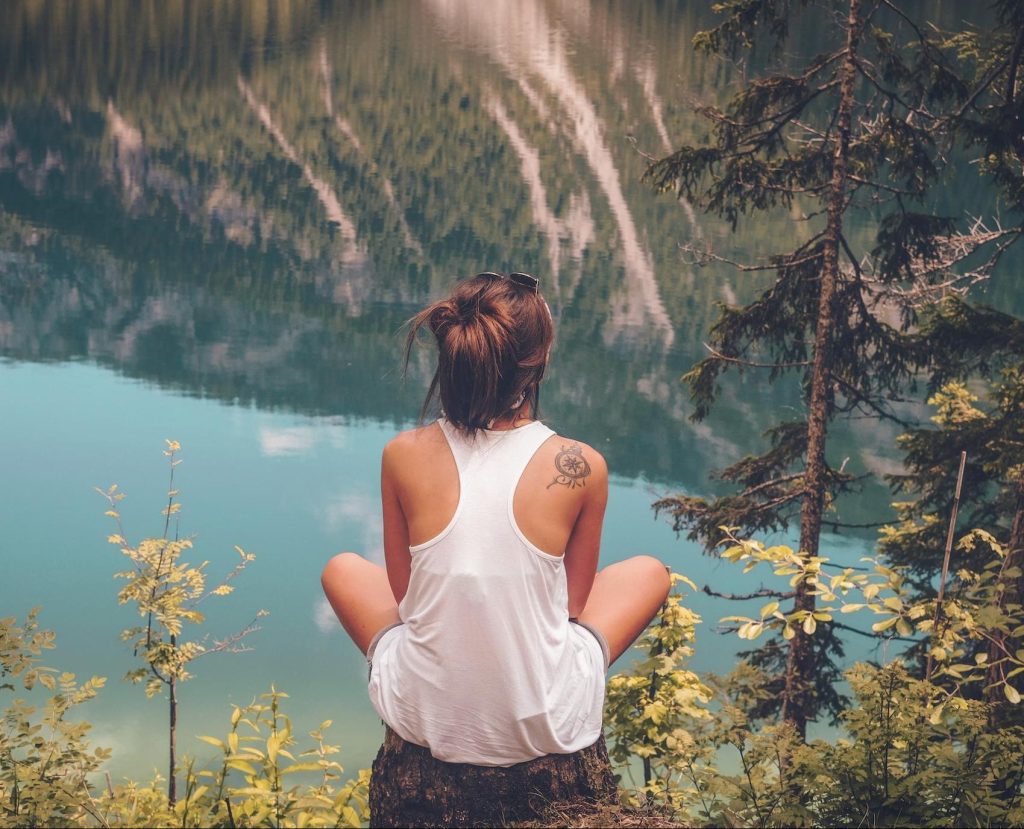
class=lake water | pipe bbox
[0,0,1014,784]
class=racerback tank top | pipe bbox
[367,418,607,766]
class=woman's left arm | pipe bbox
[563,447,608,618]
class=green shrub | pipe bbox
[608,550,1024,827]
[0,610,108,828]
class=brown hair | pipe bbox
[404,273,554,435]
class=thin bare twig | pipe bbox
[703,585,798,601]
[703,342,812,369]
[926,451,968,681]
[864,218,1019,309]
[737,472,805,499]
[832,619,918,643]
[679,240,824,272]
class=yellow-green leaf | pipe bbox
[281,762,328,775]
[1005,684,1021,704]
[226,758,257,775]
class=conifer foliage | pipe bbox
[647,0,1006,735]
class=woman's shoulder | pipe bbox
[382,422,446,468]
[535,430,608,485]
[386,422,443,448]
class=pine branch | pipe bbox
[852,57,939,121]
[700,53,844,134]
[833,374,917,428]
[847,173,916,195]
[865,218,1019,308]
[702,342,812,370]
[679,242,824,272]
[736,472,805,498]
[822,519,890,529]
[878,0,964,81]
[954,54,1013,117]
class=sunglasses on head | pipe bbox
[476,271,540,293]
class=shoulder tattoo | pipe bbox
[546,443,591,490]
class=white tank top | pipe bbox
[367,418,607,766]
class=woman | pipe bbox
[321,271,670,766]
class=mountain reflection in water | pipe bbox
[0,0,814,492]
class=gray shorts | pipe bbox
[570,619,611,670]
[367,621,402,664]
[366,619,610,673]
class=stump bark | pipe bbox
[369,727,618,828]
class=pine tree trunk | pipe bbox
[368,727,618,828]
[783,0,863,740]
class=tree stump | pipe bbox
[369,727,618,828]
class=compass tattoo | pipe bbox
[547,443,591,489]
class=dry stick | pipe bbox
[925,451,968,682]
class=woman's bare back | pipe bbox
[386,420,600,556]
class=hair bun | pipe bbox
[454,295,481,324]
[429,301,463,330]
[404,272,554,435]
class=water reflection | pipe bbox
[0,0,929,508]
[426,0,675,342]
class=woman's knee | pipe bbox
[626,555,671,599]
[320,551,363,590]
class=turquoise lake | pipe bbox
[1,0,1015,785]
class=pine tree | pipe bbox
[647,0,985,736]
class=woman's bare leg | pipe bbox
[578,555,671,665]
[321,553,400,654]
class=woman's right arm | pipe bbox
[381,440,412,604]
[563,446,608,619]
